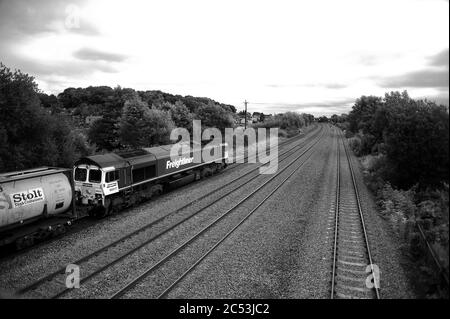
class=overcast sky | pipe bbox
[0,0,448,115]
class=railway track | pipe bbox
[112,125,327,299]
[0,124,320,260]
[16,125,326,298]
[329,129,380,299]
[228,123,319,166]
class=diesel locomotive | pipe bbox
[0,142,228,248]
[74,142,228,217]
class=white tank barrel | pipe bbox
[0,168,72,229]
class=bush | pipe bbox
[255,112,311,134]
[281,129,291,138]
[347,91,449,190]
[373,180,449,298]
[348,136,362,155]
[382,92,449,189]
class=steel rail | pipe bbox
[17,125,324,297]
[51,128,322,299]
[330,129,340,299]
[340,130,380,299]
[110,127,326,299]
[156,128,325,299]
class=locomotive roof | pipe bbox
[75,153,128,169]
[142,145,175,158]
[0,167,71,183]
[76,144,196,170]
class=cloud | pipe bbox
[3,55,118,78]
[251,98,355,115]
[323,83,347,89]
[73,48,128,62]
[294,99,356,116]
[356,52,405,67]
[358,54,379,66]
[423,94,449,106]
[428,49,449,68]
[379,69,449,88]
[266,83,347,89]
[378,49,449,89]
[0,0,99,39]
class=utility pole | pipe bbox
[244,100,248,129]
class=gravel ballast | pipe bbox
[0,124,414,298]
[0,125,319,297]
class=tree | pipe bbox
[0,63,92,171]
[237,110,251,117]
[88,116,119,151]
[119,94,175,148]
[169,101,194,131]
[141,108,175,146]
[301,113,314,126]
[119,94,152,148]
[348,95,383,135]
[381,92,449,188]
[38,93,62,114]
[277,112,305,129]
[330,114,339,124]
[259,112,266,122]
[197,102,234,131]
[0,124,8,170]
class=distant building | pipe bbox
[236,113,252,126]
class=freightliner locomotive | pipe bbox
[0,142,228,249]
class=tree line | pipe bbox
[333,91,449,190]
[0,63,314,173]
[0,64,237,172]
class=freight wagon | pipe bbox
[0,167,75,249]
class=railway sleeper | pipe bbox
[336,267,368,276]
[335,283,372,295]
[335,273,367,284]
[339,254,367,263]
[337,259,367,267]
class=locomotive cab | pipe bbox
[73,165,120,206]
[73,164,104,205]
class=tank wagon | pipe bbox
[0,167,75,249]
[73,142,228,217]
